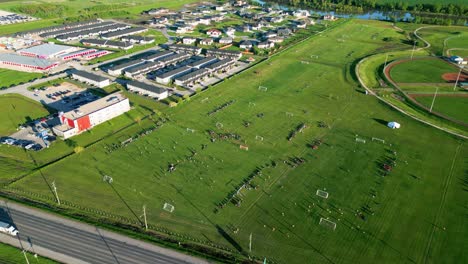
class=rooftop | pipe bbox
[72,70,109,83]
[0,53,57,68]
[63,92,128,120]
[19,43,74,56]
[127,80,167,94]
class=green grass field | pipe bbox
[0,94,49,136]
[1,20,466,264]
[0,242,58,264]
[390,58,458,83]
[415,95,468,123]
[417,26,468,56]
[0,69,43,89]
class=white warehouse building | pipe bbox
[126,80,168,100]
[71,70,110,88]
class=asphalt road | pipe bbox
[0,200,209,264]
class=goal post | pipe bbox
[258,86,268,92]
[316,190,329,199]
[163,202,175,213]
[319,218,336,230]
[255,135,264,141]
[355,137,366,143]
[186,128,195,133]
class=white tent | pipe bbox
[387,121,401,129]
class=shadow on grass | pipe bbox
[373,118,388,126]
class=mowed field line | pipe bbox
[422,142,462,263]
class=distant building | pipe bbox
[182,37,197,45]
[53,92,130,139]
[121,36,155,44]
[126,80,168,100]
[258,41,274,49]
[293,10,309,18]
[71,70,110,88]
[450,56,466,65]
[219,37,233,45]
[323,14,336,21]
[0,53,58,72]
[200,38,214,46]
[207,28,222,38]
[19,43,76,59]
[81,39,133,50]
[239,40,253,50]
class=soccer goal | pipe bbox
[319,218,336,230]
[316,189,329,199]
[103,175,113,184]
[240,145,249,151]
[248,102,256,107]
[216,122,223,129]
[286,112,294,117]
[355,138,366,144]
[163,203,175,213]
[372,137,385,144]
[201,97,209,103]
[258,86,268,92]
[301,60,310,64]
[310,55,319,59]
[186,128,195,133]
[255,135,264,141]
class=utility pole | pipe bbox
[453,66,463,91]
[51,181,60,205]
[143,205,148,231]
[249,232,252,252]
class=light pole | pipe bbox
[453,66,463,91]
[143,205,148,231]
[51,181,60,205]
[384,54,389,68]
[411,41,417,60]
[429,86,439,113]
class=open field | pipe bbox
[0,94,49,136]
[0,242,58,264]
[1,20,466,264]
[0,69,43,89]
[389,58,460,83]
[416,26,468,56]
[413,95,468,123]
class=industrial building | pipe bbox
[71,70,111,88]
[0,53,58,72]
[142,50,173,62]
[59,49,97,60]
[19,43,77,59]
[53,92,130,139]
[126,80,168,100]
[81,39,133,50]
[16,20,102,37]
[158,52,192,65]
[55,23,130,41]
[156,66,192,84]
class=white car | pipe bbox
[25,143,35,150]
[0,221,18,236]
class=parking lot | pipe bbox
[33,81,100,112]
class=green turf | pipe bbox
[0,94,49,136]
[2,20,466,264]
[0,69,43,89]
[417,26,468,56]
[415,96,468,123]
[0,242,58,264]
[390,58,459,83]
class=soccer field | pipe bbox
[3,20,467,263]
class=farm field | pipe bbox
[0,69,43,89]
[0,94,49,136]
[389,58,459,83]
[2,19,466,264]
[414,95,468,123]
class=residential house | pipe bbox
[277,28,292,37]
[268,36,284,43]
[239,40,253,50]
[225,27,236,37]
[293,10,309,18]
[200,38,214,45]
[323,14,336,21]
[207,28,222,37]
[182,37,197,45]
[219,37,233,44]
[258,41,274,49]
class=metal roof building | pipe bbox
[0,53,58,71]
[19,43,76,59]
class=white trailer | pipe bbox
[0,221,18,236]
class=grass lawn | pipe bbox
[0,242,58,264]
[0,69,43,89]
[4,19,467,264]
[390,58,458,83]
[0,94,49,136]
[417,26,468,56]
[415,95,468,123]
